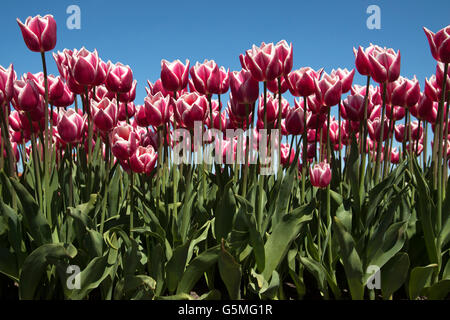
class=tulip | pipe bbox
[353,45,376,76]
[287,67,322,97]
[118,102,136,121]
[229,69,259,105]
[66,48,100,87]
[416,93,436,123]
[243,42,282,81]
[386,104,405,121]
[368,117,389,142]
[16,15,57,52]
[117,80,137,103]
[331,68,355,93]
[423,26,450,64]
[342,94,365,121]
[309,161,332,188]
[93,59,108,87]
[110,124,140,161]
[285,103,305,135]
[175,92,208,129]
[228,93,252,122]
[13,79,41,112]
[267,76,288,95]
[190,60,221,95]
[57,109,85,143]
[217,67,230,94]
[106,62,134,93]
[436,62,450,93]
[130,146,158,175]
[275,40,293,76]
[144,92,171,128]
[160,59,190,93]
[368,45,401,83]
[387,76,420,108]
[0,64,16,105]
[257,94,278,124]
[315,72,342,107]
[280,143,295,167]
[146,79,171,97]
[91,97,118,132]
[53,50,71,80]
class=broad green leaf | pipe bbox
[166,241,191,293]
[381,252,410,299]
[408,264,438,300]
[215,182,237,241]
[218,243,241,299]
[19,243,77,300]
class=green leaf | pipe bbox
[218,242,242,299]
[422,280,450,300]
[19,243,77,300]
[333,217,364,300]
[0,248,19,282]
[69,253,113,300]
[177,246,220,294]
[8,175,52,246]
[166,241,191,293]
[262,203,313,280]
[215,182,237,241]
[381,252,410,299]
[408,264,438,300]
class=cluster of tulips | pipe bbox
[0,13,449,300]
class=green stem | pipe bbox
[374,83,387,184]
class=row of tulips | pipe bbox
[0,14,449,300]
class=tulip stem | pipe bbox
[383,105,395,178]
[423,121,428,170]
[374,83,387,184]
[437,63,448,235]
[242,104,250,197]
[360,76,371,190]
[301,97,308,204]
[442,97,450,191]
[277,77,283,173]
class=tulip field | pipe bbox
[1,14,450,301]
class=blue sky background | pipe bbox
[1,0,449,112]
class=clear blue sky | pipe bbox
[1,0,449,107]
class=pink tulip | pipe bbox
[280,143,295,167]
[424,75,441,102]
[387,76,420,108]
[275,40,293,76]
[93,59,108,87]
[146,79,171,97]
[160,59,190,93]
[118,102,136,121]
[342,94,365,121]
[110,124,140,161]
[243,42,282,81]
[53,50,71,80]
[436,62,450,93]
[394,122,423,142]
[423,26,450,64]
[17,15,56,52]
[91,97,118,132]
[144,92,171,128]
[416,93,436,122]
[285,101,305,135]
[117,80,137,103]
[12,79,41,112]
[257,93,279,124]
[130,146,158,175]
[190,60,221,95]
[175,92,208,129]
[66,48,100,87]
[353,45,376,76]
[386,104,405,121]
[315,72,342,107]
[368,45,401,83]
[217,66,230,94]
[134,104,150,127]
[391,147,400,164]
[287,67,322,97]
[0,64,16,105]
[229,69,259,105]
[228,93,252,122]
[267,76,288,95]
[331,68,355,93]
[105,62,133,93]
[368,117,389,142]
[53,84,74,108]
[57,109,85,143]
[310,161,332,188]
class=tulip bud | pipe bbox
[257,93,279,124]
[387,76,420,108]
[287,67,322,97]
[110,124,140,161]
[267,76,288,95]
[331,68,355,93]
[190,60,221,95]
[309,161,332,188]
[275,40,293,76]
[315,73,342,107]
[343,94,365,121]
[16,15,57,52]
[130,146,158,175]
[229,69,259,105]
[66,48,100,87]
[106,62,133,93]
[57,109,85,144]
[175,92,208,129]
[91,97,118,132]
[353,45,375,76]
[244,42,282,82]
[368,45,401,83]
[160,59,190,93]
[144,92,171,128]
[285,101,305,135]
[13,79,41,112]
[423,26,450,64]
[0,64,16,105]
